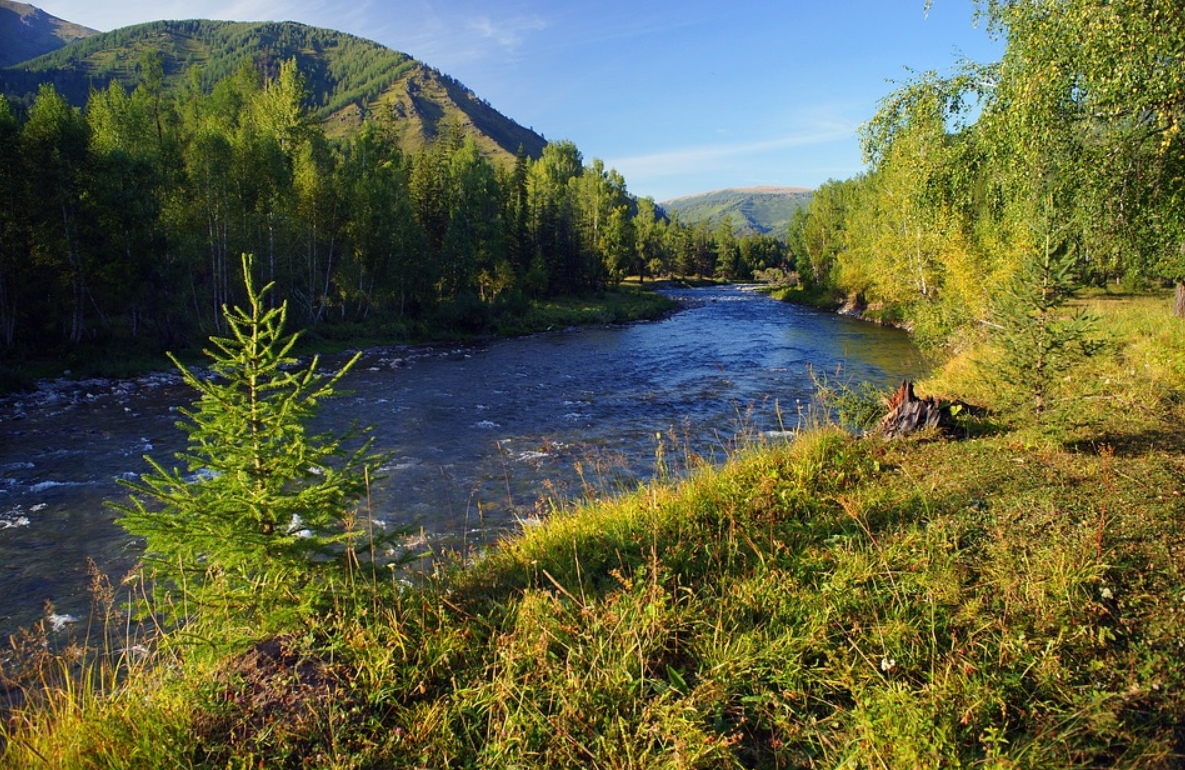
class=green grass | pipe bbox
[767,282,843,311]
[490,284,678,337]
[3,293,1185,768]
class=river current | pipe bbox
[0,285,922,638]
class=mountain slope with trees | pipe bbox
[0,17,546,161]
[0,9,801,376]
[0,0,97,67]
[661,186,813,237]
[0,41,792,369]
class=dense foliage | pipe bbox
[786,0,1185,342]
[0,58,788,359]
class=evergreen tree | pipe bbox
[502,145,532,279]
[714,217,740,281]
[114,254,388,622]
[633,196,662,282]
[985,208,1101,424]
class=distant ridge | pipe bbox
[660,186,814,238]
[0,13,546,162]
[0,0,98,67]
[664,185,812,204]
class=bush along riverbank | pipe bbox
[3,288,1185,767]
[0,282,678,395]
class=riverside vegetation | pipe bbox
[1,276,1183,767]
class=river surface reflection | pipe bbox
[0,285,923,637]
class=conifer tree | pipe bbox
[114,254,387,620]
[985,212,1101,424]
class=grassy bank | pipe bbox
[764,282,842,312]
[3,293,1184,767]
[0,284,677,394]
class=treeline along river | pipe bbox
[0,286,922,639]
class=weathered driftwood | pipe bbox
[877,381,949,439]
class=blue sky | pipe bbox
[36,0,1004,202]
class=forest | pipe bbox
[787,0,1185,347]
[0,53,788,361]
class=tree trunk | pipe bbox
[1175,282,1185,318]
[877,381,948,439]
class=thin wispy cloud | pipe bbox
[371,8,550,70]
[611,122,857,178]
[467,14,548,54]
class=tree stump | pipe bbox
[877,381,948,439]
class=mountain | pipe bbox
[0,16,546,161]
[0,0,98,67]
[661,186,814,238]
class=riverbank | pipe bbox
[0,284,678,396]
[763,282,919,331]
[3,293,1184,767]
[0,285,919,644]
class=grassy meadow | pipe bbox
[2,290,1184,768]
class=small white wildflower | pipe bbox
[1101,586,1114,600]
[880,657,896,673]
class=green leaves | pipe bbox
[788,0,1185,352]
[113,254,389,622]
[982,207,1102,423]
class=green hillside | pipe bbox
[661,186,813,238]
[0,17,546,160]
[0,0,97,67]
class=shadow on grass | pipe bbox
[1064,427,1185,457]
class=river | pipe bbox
[0,285,922,639]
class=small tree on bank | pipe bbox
[984,220,1101,425]
[114,254,387,623]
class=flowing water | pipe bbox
[0,285,922,638]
